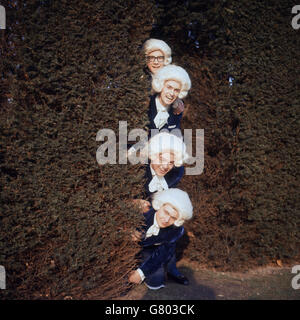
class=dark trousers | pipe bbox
[142,245,181,287]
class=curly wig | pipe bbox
[142,132,190,167]
[143,38,172,65]
[152,188,193,227]
[152,64,191,99]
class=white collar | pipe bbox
[154,97,170,129]
[150,165,156,177]
[155,96,170,112]
[148,166,169,192]
[145,213,160,238]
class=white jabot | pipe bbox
[148,166,169,193]
[153,96,170,129]
[145,213,160,239]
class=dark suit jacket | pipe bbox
[144,164,184,198]
[139,208,184,278]
[148,94,182,132]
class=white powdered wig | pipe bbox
[143,38,172,65]
[142,132,189,167]
[152,64,191,99]
[152,188,193,227]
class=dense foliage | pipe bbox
[0,0,154,299]
[0,0,299,299]
[154,0,300,270]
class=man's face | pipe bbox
[156,203,179,228]
[146,50,165,74]
[159,80,181,106]
[151,151,175,177]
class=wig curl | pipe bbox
[143,39,172,65]
[152,188,193,227]
[152,64,191,99]
[142,132,189,167]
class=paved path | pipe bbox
[118,260,300,300]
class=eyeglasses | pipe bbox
[146,55,165,62]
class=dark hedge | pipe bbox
[0,0,154,299]
[0,0,299,300]
[154,0,300,270]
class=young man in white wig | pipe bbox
[144,131,189,196]
[131,132,189,227]
[129,188,193,289]
[148,64,191,132]
[143,38,172,76]
[142,38,184,115]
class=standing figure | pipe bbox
[148,64,191,132]
[129,188,193,290]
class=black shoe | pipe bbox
[167,272,189,285]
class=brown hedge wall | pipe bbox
[1,0,299,300]
[0,0,154,299]
[154,0,300,270]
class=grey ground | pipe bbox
[117,259,300,300]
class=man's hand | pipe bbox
[173,98,184,115]
[129,270,142,284]
[132,199,151,213]
[127,146,136,158]
[131,230,142,242]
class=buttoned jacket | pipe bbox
[148,94,182,132]
[139,208,184,278]
[144,164,184,197]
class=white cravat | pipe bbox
[136,213,161,282]
[153,96,170,129]
[148,166,169,193]
[145,213,160,238]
